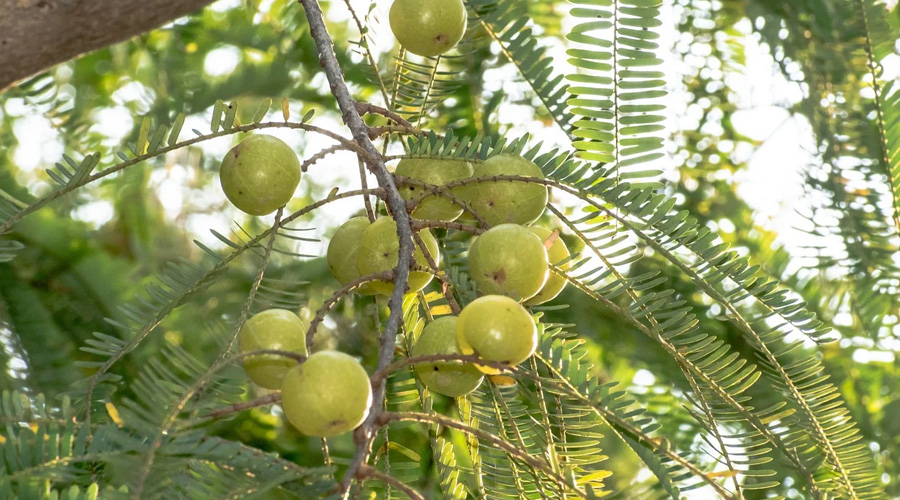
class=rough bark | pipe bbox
[0,0,215,91]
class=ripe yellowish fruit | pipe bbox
[459,154,548,226]
[281,351,372,437]
[456,295,538,374]
[412,316,484,397]
[468,224,549,301]
[396,158,474,221]
[219,135,301,215]
[389,0,467,58]
[524,227,571,306]
[238,309,308,390]
[327,217,377,295]
[357,218,440,295]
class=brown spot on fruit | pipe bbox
[491,269,506,284]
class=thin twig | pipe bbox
[305,270,395,352]
[302,144,351,171]
[358,466,426,500]
[412,232,461,314]
[206,393,281,419]
[356,102,414,128]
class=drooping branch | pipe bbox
[0,0,215,91]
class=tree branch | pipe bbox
[296,0,416,496]
[0,0,215,90]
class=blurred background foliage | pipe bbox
[1,0,899,498]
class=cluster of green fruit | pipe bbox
[220,135,572,436]
[326,153,571,399]
[237,309,372,438]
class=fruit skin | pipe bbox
[396,158,474,221]
[389,0,467,58]
[281,351,372,437]
[456,295,537,374]
[524,227,570,306]
[219,135,302,216]
[459,154,548,226]
[357,217,440,296]
[327,217,377,295]
[412,316,484,397]
[238,309,308,390]
[468,224,548,301]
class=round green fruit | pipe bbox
[412,316,484,397]
[468,224,549,301]
[456,295,537,374]
[396,158,474,222]
[327,217,377,295]
[459,154,548,226]
[238,309,308,390]
[524,227,570,306]
[219,135,302,216]
[389,0,467,58]
[281,351,372,437]
[357,218,440,296]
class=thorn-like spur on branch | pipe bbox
[296,1,416,496]
[358,466,426,500]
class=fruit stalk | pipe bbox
[296,0,416,494]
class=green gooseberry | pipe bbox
[327,217,377,295]
[281,351,372,437]
[468,224,549,301]
[238,309,308,390]
[524,227,571,306]
[357,217,440,296]
[412,316,484,397]
[219,134,302,216]
[389,0,467,58]
[459,153,548,226]
[456,295,538,375]
[396,157,474,222]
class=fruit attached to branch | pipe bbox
[459,153,548,226]
[219,134,302,216]
[327,216,377,295]
[456,295,538,374]
[396,157,474,221]
[412,316,484,397]
[281,350,373,437]
[468,224,549,301]
[239,309,308,390]
[357,217,440,295]
[524,227,570,305]
[389,0,468,57]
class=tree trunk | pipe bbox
[0,0,215,91]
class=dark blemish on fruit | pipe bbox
[492,269,506,284]
[435,34,448,44]
[488,201,495,207]
[328,419,347,429]
[433,366,439,371]
[383,252,390,258]
[233,150,240,158]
